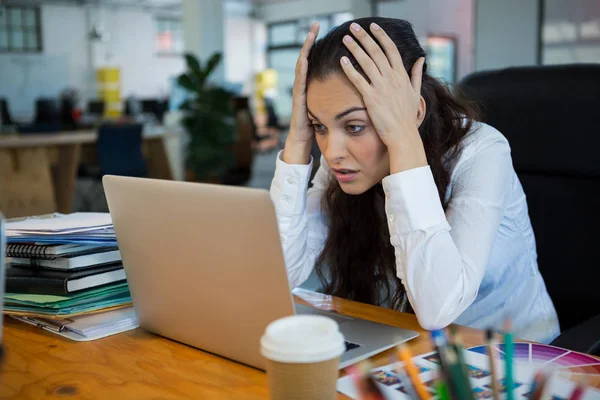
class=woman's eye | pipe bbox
[346,125,365,134]
[312,123,326,133]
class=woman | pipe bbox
[270,17,560,343]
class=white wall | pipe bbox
[256,0,370,23]
[0,5,88,119]
[0,4,184,120]
[102,7,184,98]
[377,0,475,80]
[474,0,540,71]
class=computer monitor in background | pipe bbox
[0,214,5,362]
[88,100,105,116]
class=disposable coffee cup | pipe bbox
[260,315,346,400]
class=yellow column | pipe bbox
[96,67,122,118]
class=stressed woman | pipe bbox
[269,17,560,343]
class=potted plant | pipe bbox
[177,52,236,182]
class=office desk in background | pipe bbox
[0,129,182,219]
[0,289,485,399]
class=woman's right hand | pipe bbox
[283,21,320,165]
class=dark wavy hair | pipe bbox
[307,17,477,311]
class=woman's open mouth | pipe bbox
[332,168,359,183]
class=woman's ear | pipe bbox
[416,95,426,128]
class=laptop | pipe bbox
[103,175,418,370]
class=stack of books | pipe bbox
[2,213,137,341]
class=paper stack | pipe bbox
[11,306,139,341]
[3,212,136,341]
[6,212,118,245]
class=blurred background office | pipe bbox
[0,0,599,218]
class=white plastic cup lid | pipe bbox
[260,315,346,364]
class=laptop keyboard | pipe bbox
[345,341,361,352]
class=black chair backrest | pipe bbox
[458,64,600,331]
[34,98,61,124]
[96,123,147,178]
[0,98,13,125]
[88,100,105,115]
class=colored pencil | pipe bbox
[443,346,472,400]
[504,320,515,400]
[569,384,585,400]
[486,329,501,400]
[449,327,475,400]
[398,344,431,400]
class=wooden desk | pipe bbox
[0,129,180,218]
[0,289,485,399]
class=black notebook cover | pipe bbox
[6,262,126,296]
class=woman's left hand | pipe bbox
[341,22,428,172]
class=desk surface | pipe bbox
[0,289,484,399]
[0,129,178,149]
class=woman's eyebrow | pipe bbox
[307,106,367,122]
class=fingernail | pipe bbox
[351,23,361,32]
[344,35,353,43]
[341,56,350,65]
[371,23,380,31]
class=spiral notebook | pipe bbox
[5,243,104,258]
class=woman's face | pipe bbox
[306,73,389,195]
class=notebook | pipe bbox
[5,243,106,258]
[10,306,139,341]
[0,214,5,350]
[6,263,126,295]
[10,248,121,270]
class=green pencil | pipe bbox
[443,346,472,400]
[435,380,451,400]
[504,320,515,400]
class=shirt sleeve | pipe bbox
[383,132,513,330]
[269,151,329,288]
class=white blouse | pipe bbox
[270,121,560,343]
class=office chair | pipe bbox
[34,98,61,125]
[0,98,13,125]
[96,123,147,178]
[140,98,168,122]
[458,64,600,354]
[88,100,105,116]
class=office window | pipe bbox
[155,17,183,55]
[266,12,353,121]
[0,5,42,53]
[541,0,600,64]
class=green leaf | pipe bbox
[177,74,197,92]
[184,53,202,75]
[204,53,222,79]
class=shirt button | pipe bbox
[281,196,292,205]
[286,176,297,185]
[280,235,286,244]
[388,214,396,222]
[385,190,391,199]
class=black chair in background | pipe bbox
[96,123,147,178]
[87,100,105,116]
[34,98,61,125]
[0,98,13,125]
[140,98,168,122]
[458,64,600,354]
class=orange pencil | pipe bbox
[398,344,431,400]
